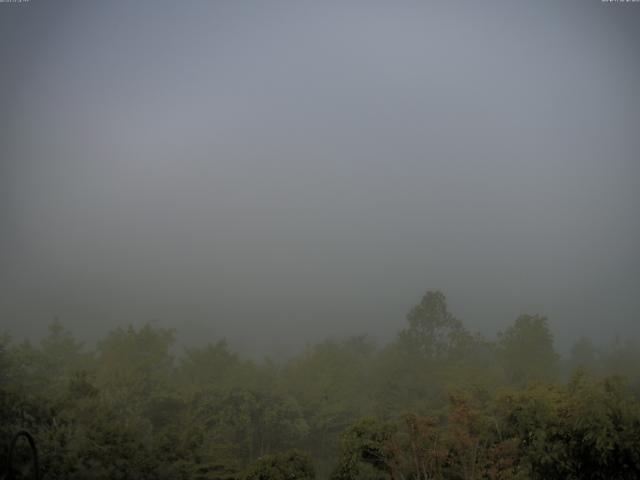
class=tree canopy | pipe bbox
[1,291,639,480]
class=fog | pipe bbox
[1,0,639,355]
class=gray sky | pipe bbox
[1,0,639,355]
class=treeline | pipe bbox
[1,291,639,479]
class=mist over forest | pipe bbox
[2,291,640,479]
[1,0,640,479]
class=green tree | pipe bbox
[499,374,640,480]
[244,450,315,480]
[283,337,376,471]
[331,418,397,480]
[95,324,175,406]
[498,314,558,386]
[398,291,470,360]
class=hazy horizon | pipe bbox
[1,0,639,356]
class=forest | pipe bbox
[1,291,639,480]
[3,0,640,478]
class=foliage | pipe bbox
[1,291,639,479]
[244,450,315,480]
[498,314,558,386]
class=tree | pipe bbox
[177,340,272,395]
[189,387,309,464]
[95,324,175,405]
[499,374,640,480]
[498,314,558,386]
[283,337,376,470]
[331,418,398,480]
[179,341,240,387]
[244,450,315,480]
[396,413,447,480]
[398,291,473,361]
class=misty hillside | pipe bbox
[2,291,640,479]
[1,0,639,479]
